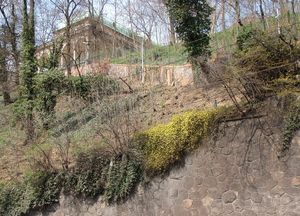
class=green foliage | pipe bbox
[26,171,63,208]
[66,75,119,101]
[236,25,255,51]
[166,0,212,59]
[13,97,34,120]
[104,154,141,203]
[64,151,141,203]
[281,100,300,157]
[1,105,229,214]
[0,182,32,216]
[64,150,110,198]
[34,70,66,128]
[0,150,142,215]
[111,44,188,65]
[137,109,220,174]
[0,171,61,216]
[18,0,37,142]
[14,71,119,130]
[20,0,37,101]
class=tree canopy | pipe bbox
[166,0,212,59]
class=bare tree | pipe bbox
[0,0,20,85]
[259,0,266,29]
[0,27,11,105]
[124,0,159,43]
[233,0,243,26]
[85,0,111,18]
[49,0,85,76]
[221,0,226,31]
[35,0,60,45]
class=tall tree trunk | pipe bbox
[259,0,266,30]
[210,0,218,35]
[169,17,176,45]
[11,4,19,85]
[291,0,296,16]
[88,0,94,17]
[29,0,35,45]
[234,0,243,26]
[221,0,226,31]
[163,0,176,44]
[65,22,72,76]
[0,40,11,105]
[21,0,36,144]
[279,0,286,15]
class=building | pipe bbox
[36,16,141,72]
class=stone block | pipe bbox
[183,176,195,190]
[291,176,300,187]
[250,193,263,204]
[280,194,293,205]
[242,210,257,216]
[182,199,193,209]
[169,189,179,199]
[222,191,237,204]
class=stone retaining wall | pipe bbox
[32,119,300,216]
[69,63,194,87]
[108,64,193,86]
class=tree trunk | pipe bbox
[163,0,176,44]
[0,56,12,106]
[66,21,72,76]
[0,31,11,105]
[221,0,226,31]
[11,4,20,85]
[234,0,243,26]
[21,0,36,144]
[210,0,218,35]
[259,0,266,30]
[169,17,176,45]
[279,0,286,15]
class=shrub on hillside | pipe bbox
[104,154,141,203]
[0,171,62,216]
[280,100,300,158]
[15,70,120,129]
[62,150,142,203]
[66,74,119,101]
[0,182,32,216]
[234,27,300,100]
[63,150,110,198]
[137,109,221,174]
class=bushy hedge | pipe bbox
[0,171,62,216]
[0,150,142,215]
[137,109,220,174]
[63,150,111,198]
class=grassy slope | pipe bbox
[0,84,232,181]
[110,44,188,65]
[111,14,300,65]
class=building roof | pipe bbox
[55,15,138,40]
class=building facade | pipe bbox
[36,17,140,72]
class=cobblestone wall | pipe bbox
[33,120,300,216]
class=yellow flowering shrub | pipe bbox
[138,108,221,174]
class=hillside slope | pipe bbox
[31,98,300,216]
